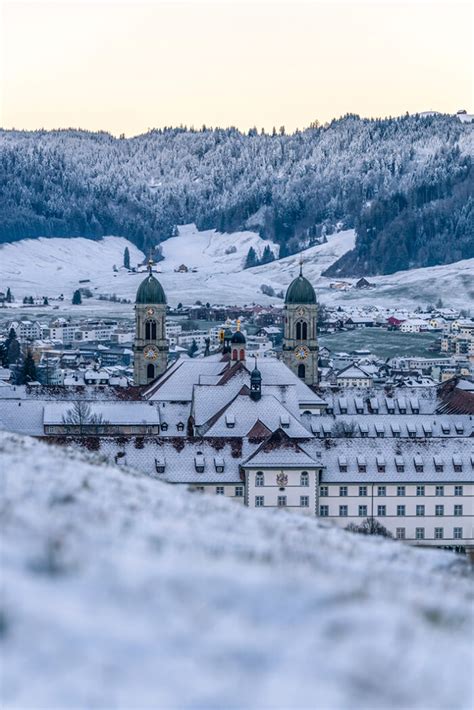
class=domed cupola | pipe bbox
[136,262,167,305]
[231,329,246,361]
[285,262,317,305]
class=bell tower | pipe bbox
[282,259,318,385]
[133,260,168,386]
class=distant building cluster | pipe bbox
[0,265,472,553]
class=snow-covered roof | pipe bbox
[43,402,160,426]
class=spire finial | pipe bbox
[299,253,304,276]
[147,249,154,275]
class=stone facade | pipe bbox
[133,301,168,385]
[282,301,319,385]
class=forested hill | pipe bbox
[1,114,472,276]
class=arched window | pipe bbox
[256,472,264,487]
[296,321,307,340]
[239,349,245,361]
[300,471,309,487]
[298,364,306,379]
[232,349,238,361]
[145,320,157,340]
[147,363,155,380]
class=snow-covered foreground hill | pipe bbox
[1,225,472,310]
[1,433,473,709]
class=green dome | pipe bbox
[285,274,316,305]
[136,272,166,305]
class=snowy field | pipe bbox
[1,225,473,314]
[1,432,473,709]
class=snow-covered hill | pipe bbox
[0,225,472,310]
[1,432,473,709]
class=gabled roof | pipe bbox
[246,419,272,440]
[242,428,317,468]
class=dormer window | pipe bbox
[160,423,168,432]
[395,456,404,473]
[194,452,205,473]
[455,423,464,435]
[414,456,423,473]
[441,423,450,435]
[155,457,166,474]
[214,456,225,473]
[453,455,462,473]
[375,423,385,438]
[376,456,386,473]
[407,423,416,438]
[280,413,290,429]
[225,413,235,429]
[338,456,348,473]
[177,422,185,432]
[357,456,367,473]
[434,457,443,473]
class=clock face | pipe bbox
[146,307,155,316]
[295,345,309,361]
[297,307,306,317]
[144,345,159,361]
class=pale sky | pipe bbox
[0,0,472,136]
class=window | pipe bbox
[454,486,463,496]
[339,486,348,497]
[397,505,406,516]
[216,486,224,495]
[359,505,367,517]
[147,363,155,380]
[296,321,308,340]
[320,505,329,517]
[454,505,463,516]
[298,364,306,380]
[235,486,243,497]
[396,528,406,540]
[416,486,425,497]
[377,486,386,497]
[300,496,309,507]
[145,320,157,340]
[435,485,444,497]
[177,422,185,432]
[377,505,386,516]
[255,496,264,507]
[435,505,444,516]
[359,486,368,497]
[300,472,309,487]
[160,422,168,432]
[278,496,287,507]
[453,527,463,540]
[319,485,328,497]
[416,505,425,516]
[339,505,348,517]
[434,528,444,540]
[397,486,405,497]
[415,527,425,540]
[256,472,264,487]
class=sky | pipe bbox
[0,0,472,136]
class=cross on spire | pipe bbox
[147,249,154,275]
[299,253,304,276]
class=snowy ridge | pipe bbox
[1,432,473,708]
[1,224,472,309]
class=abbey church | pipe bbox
[133,260,319,386]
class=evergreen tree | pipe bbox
[123,246,130,269]
[244,247,258,269]
[260,245,275,265]
[20,349,37,384]
[6,287,12,303]
[72,289,82,305]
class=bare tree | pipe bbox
[346,518,393,538]
[62,401,106,435]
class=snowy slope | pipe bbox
[1,432,473,709]
[0,225,472,310]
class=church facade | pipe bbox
[133,262,169,386]
[281,264,319,386]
